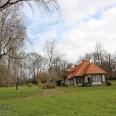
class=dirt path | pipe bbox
[0,89,65,101]
[24,89,65,98]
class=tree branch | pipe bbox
[0,0,11,9]
[0,0,60,13]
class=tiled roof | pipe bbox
[84,63,106,74]
[66,60,106,80]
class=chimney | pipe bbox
[83,60,85,62]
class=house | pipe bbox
[62,60,106,87]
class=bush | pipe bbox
[38,83,42,87]
[42,83,46,89]
[42,87,45,89]
[56,80,61,86]
[106,82,112,86]
[42,82,56,89]
[45,82,51,88]
[28,83,33,87]
[52,83,56,88]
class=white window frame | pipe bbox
[91,75,102,85]
[77,77,82,86]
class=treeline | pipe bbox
[0,37,72,87]
[0,0,61,87]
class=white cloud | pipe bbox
[24,0,116,63]
[58,0,116,25]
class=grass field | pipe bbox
[0,81,116,116]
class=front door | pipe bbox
[77,77,82,86]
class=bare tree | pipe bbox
[51,55,73,78]
[0,3,27,89]
[0,0,60,12]
[94,42,103,66]
[43,39,58,80]
[26,52,43,80]
[0,58,11,86]
[112,51,116,78]
[58,60,71,77]
[0,3,26,59]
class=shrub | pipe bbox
[42,83,46,89]
[44,82,56,89]
[42,86,45,89]
[46,82,52,88]
[28,83,33,87]
[52,82,56,88]
[38,83,42,87]
[106,82,112,86]
[56,80,61,86]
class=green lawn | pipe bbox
[0,85,42,100]
[0,83,116,116]
[107,80,116,86]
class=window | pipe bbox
[91,75,102,84]
[76,77,82,86]
[70,79,73,85]
[78,77,81,84]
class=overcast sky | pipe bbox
[24,0,116,63]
